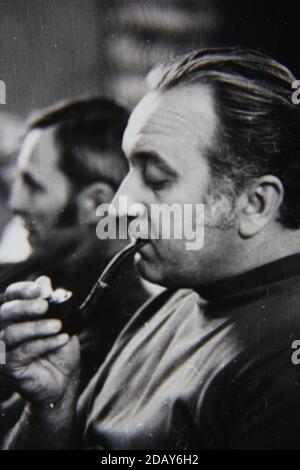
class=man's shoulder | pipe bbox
[111,287,200,344]
[135,287,200,320]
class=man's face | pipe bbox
[115,85,238,287]
[9,127,72,250]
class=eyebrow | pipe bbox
[131,150,178,177]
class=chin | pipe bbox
[28,232,39,249]
[135,256,163,284]
[136,256,184,288]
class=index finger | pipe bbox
[5,282,41,301]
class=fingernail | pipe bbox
[34,299,48,314]
[46,319,62,332]
[35,276,53,299]
[57,333,69,343]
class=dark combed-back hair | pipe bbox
[150,47,300,229]
[27,97,129,190]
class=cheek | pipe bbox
[154,237,189,262]
[172,174,206,204]
[31,191,70,225]
[138,242,202,286]
[43,179,71,213]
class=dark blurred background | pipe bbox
[0,0,299,115]
[0,0,299,236]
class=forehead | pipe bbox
[18,127,60,172]
[123,84,217,159]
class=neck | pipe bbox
[196,225,300,296]
[239,226,300,274]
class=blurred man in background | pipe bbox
[0,97,149,434]
[0,112,23,249]
[2,48,300,449]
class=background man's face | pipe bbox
[9,127,72,250]
[116,85,238,287]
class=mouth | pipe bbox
[134,238,154,259]
[129,235,147,247]
[25,222,37,235]
[20,217,38,238]
[129,235,147,246]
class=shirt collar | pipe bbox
[197,252,300,301]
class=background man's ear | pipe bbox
[237,175,284,238]
[77,181,116,226]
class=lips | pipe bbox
[21,217,38,236]
[135,238,153,258]
[24,221,37,234]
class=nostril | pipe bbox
[126,215,136,225]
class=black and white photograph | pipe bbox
[0,0,300,452]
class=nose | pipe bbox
[8,179,27,215]
[110,172,148,239]
[111,171,146,219]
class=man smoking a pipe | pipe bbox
[2,48,300,449]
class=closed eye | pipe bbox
[130,150,177,191]
[22,172,45,193]
[143,165,172,191]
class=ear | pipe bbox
[237,175,284,238]
[77,182,115,226]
